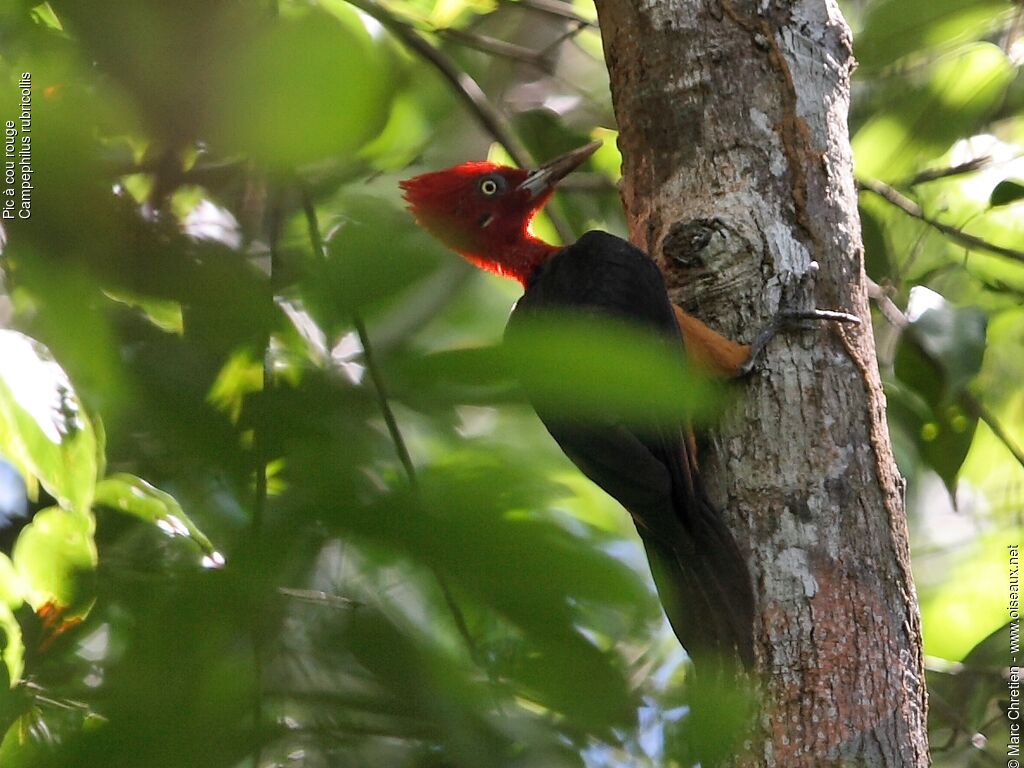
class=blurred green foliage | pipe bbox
[0,0,1019,766]
[847,2,1024,764]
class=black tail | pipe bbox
[641,490,757,766]
[642,489,755,672]
[529,414,756,669]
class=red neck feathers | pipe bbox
[400,162,558,286]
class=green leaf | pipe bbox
[508,313,722,424]
[30,3,63,31]
[905,293,988,397]
[103,290,184,334]
[885,377,976,495]
[207,347,265,424]
[12,507,97,615]
[397,313,722,426]
[891,291,986,492]
[989,179,1024,208]
[343,605,629,760]
[0,331,98,512]
[93,474,220,563]
[856,0,1010,73]
[359,90,432,171]
[333,470,644,729]
[302,196,445,333]
[209,8,395,168]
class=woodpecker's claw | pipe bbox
[738,308,861,377]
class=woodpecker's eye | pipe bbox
[478,175,506,197]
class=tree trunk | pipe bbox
[591,0,929,765]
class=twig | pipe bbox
[905,157,992,187]
[959,390,1024,472]
[346,0,531,166]
[437,27,551,70]
[857,177,1024,265]
[278,587,362,609]
[555,173,619,192]
[299,189,482,664]
[300,182,326,259]
[24,683,91,713]
[250,195,285,768]
[1002,5,1024,54]
[865,278,908,330]
[354,315,419,486]
[894,225,929,288]
[343,0,576,243]
[354,316,482,663]
[251,435,267,767]
[537,19,591,59]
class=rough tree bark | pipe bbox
[591,1,929,765]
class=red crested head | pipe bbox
[400,142,600,285]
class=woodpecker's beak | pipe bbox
[518,141,602,200]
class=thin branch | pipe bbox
[346,0,532,167]
[354,315,419,486]
[250,193,285,768]
[300,182,326,259]
[343,0,577,243]
[865,277,908,330]
[24,683,91,713]
[252,427,267,767]
[857,177,1024,265]
[1002,5,1024,53]
[437,27,551,70]
[354,316,482,664]
[893,223,930,288]
[959,390,1024,472]
[905,157,992,187]
[538,18,592,59]
[299,189,482,665]
[278,587,362,609]
[555,173,619,193]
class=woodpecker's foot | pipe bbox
[737,308,861,377]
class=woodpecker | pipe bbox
[401,142,757,669]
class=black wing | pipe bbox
[509,231,754,668]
